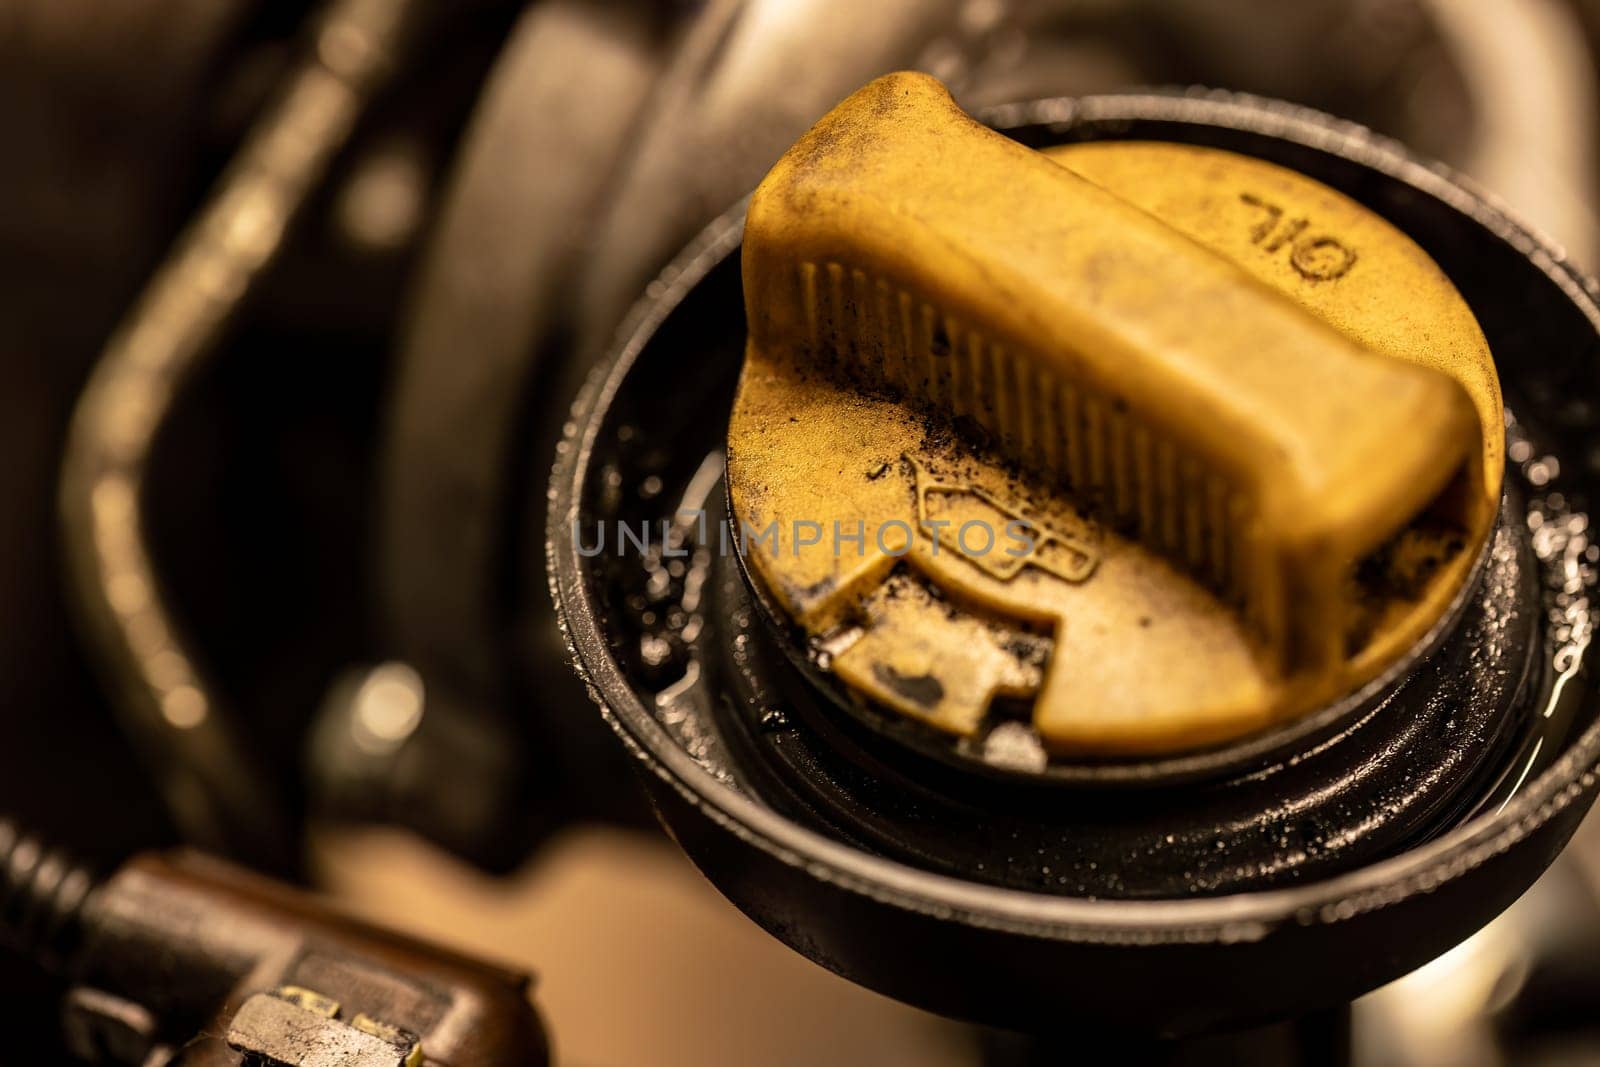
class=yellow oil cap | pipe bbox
[726,73,1501,757]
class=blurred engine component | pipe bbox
[62,0,430,874]
[0,818,547,1065]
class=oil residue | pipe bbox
[1466,409,1598,818]
[610,412,1599,897]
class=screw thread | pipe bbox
[0,818,98,975]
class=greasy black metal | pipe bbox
[548,90,1600,1034]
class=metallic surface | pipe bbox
[57,0,423,871]
[226,987,422,1066]
[73,850,547,1065]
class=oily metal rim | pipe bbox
[547,89,1600,946]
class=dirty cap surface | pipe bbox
[726,72,1498,758]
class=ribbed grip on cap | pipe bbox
[741,72,1482,675]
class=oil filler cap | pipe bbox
[726,73,1503,758]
